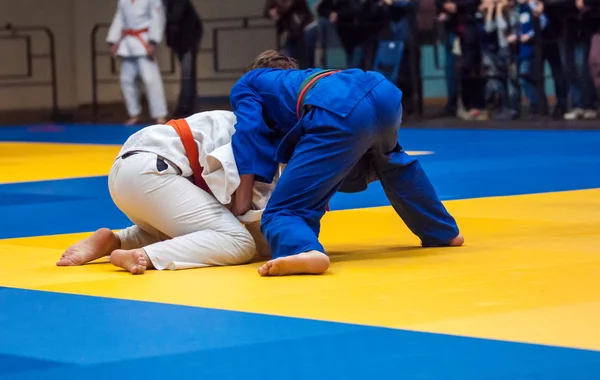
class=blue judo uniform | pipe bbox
[230,68,459,259]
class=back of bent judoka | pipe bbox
[110,111,277,270]
[230,68,460,259]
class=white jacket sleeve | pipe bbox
[147,0,166,44]
[106,0,124,44]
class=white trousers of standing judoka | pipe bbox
[108,151,257,270]
[119,56,168,119]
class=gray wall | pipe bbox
[0,0,275,111]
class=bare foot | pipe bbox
[449,234,464,246]
[258,250,330,277]
[57,228,120,266]
[124,116,141,126]
[110,248,152,275]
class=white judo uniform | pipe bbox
[106,0,168,120]
[109,110,278,270]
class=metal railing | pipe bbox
[0,24,58,119]
[430,10,600,116]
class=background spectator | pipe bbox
[540,0,568,119]
[106,0,168,125]
[163,0,204,118]
[508,0,546,118]
[481,0,520,120]
[562,0,599,120]
[435,0,461,116]
[385,0,421,115]
[265,0,317,68]
[317,0,362,67]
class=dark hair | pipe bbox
[246,50,299,72]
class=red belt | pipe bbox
[116,27,151,54]
[296,69,340,119]
[166,118,213,195]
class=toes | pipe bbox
[58,251,73,261]
[56,257,76,266]
[258,265,267,276]
[267,264,279,276]
[258,262,272,277]
[260,261,278,276]
[130,265,146,275]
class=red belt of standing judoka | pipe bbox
[296,69,341,119]
[296,69,341,212]
[116,27,151,54]
[166,119,213,196]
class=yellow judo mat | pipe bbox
[2,188,599,350]
[1,128,599,378]
[0,142,120,184]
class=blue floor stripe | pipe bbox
[0,124,144,145]
[1,128,600,238]
[0,354,70,376]
[0,288,598,379]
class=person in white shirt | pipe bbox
[57,111,277,274]
[107,0,169,125]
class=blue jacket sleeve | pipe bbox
[230,77,280,184]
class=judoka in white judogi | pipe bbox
[107,0,168,124]
[57,111,279,273]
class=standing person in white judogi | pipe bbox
[107,0,169,125]
[57,111,277,275]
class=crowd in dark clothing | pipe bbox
[263,0,600,121]
[263,0,420,113]
[437,0,600,120]
[263,0,415,68]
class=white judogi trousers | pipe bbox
[120,56,168,119]
[109,151,259,270]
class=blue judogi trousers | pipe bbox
[260,79,459,258]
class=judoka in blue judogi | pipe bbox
[229,51,463,276]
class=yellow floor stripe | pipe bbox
[0,142,120,184]
[1,188,599,350]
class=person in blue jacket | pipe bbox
[229,50,464,277]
